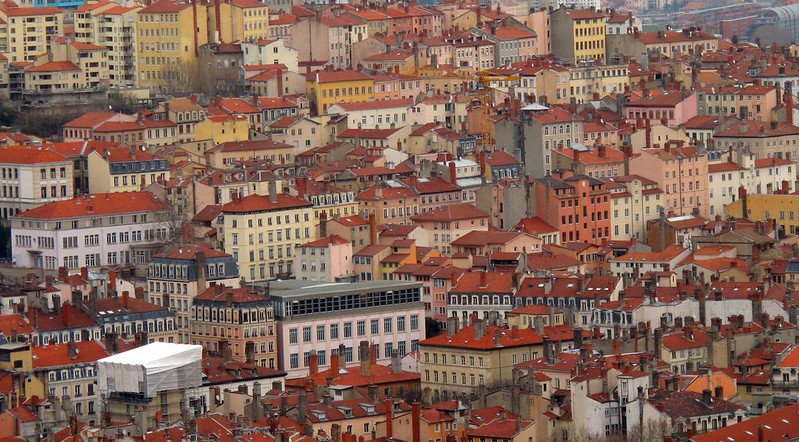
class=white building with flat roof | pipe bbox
[265,280,426,379]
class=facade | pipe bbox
[87,148,170,194]
[74,2,142,89]
[147,244,240,344]
[268,280,425,378]
[220,189,315,281]
[550,8,607,64]
[11,192,171,271]
[0,7,64,63]
[135,0,209,91]
[629,146,709,217]
[31,341,109,423]
[294,235,354,282]
[532,172,611,243]
[190,286,278,368]
[307,69,375,115]
[0,147,73,220]
[419,321,544,401]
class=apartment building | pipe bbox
[605,175,664,241]
[0,6,64,63]
[294,235,354,282]
[268,280,424,378]
[190,286,278,368]
[30,341,108,422]
[208,0,270,45]
[420,320,544,401]
[11,191,171,271]
[73,1,141,88]
[147,244,240,344]
[532,171,611,243]
[135,0,208,91]
[86,147,170,193]
[220,185,315,281]
[550,8,607,64]
[306,69,375,115]
[629,145,710,217]
[0,146,73,220]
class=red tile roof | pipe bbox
[410,203,488,222]
[690,403,799,442]
[338,128,403,139]
[297,235,350,248]
[195,286,270,304]
[0,146,67,164]
[421,324,543,350]
[26,61,79,73]
[15,192,168,220]
[0,6,61,16]
[314,70,374,84]
[715,120,799,138]
[662,328,708,351]
[155,243,230,260]
[32,340,109,368]
[450,270,514,294]
[222,193,312,213]
[139,0,191,14]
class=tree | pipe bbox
[159,59,244,98]
[627,418,673,442]
[425,317,442,338]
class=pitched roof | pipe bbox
[195,286,269,304]
[14,192,169,220]
[314,70,374,84]
[420,324,543,350]
[0,146,67,164]
[139,0,190,14]
[32,340,109,368]
[26,61,80,73]
[222,194,312,213]
[410,203,488,222]
[690,403,799,442]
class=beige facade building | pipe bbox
[0,6,64,63]
[221,186,315,281]
[420,321,545,401]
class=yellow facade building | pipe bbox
[194,114,250,145]
[136,0,208,91]
[87,147,171,193]
[307,69,375,115]
[0,6,64,63]
[221,186,316,281]
[726,193,799,236]
[208,0,270,44]
[550,8,606,64]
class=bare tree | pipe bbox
[627,418,673,442]
[159,59,244,97]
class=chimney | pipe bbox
[359,341,371,376]
[80,267,88,280]
[62,305,72,327]
[543,336,552,364]
[448,161,457,184]
[447,316,459,336]
[320,211,328,238]
[121,291,129,309]
[391,349,402,373]
[331,347,341,375]
[411,403,421,442]
[385,399,394,438]
[573,328,583,348]
[309,350,319,376]
[714,385,723,399]
[67,341,78,360]
[369,213,377,245]
[474,319,486,339]
[196,251,207,292]
[268,180,278,203]
[702,389,712,405]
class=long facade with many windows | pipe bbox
[267,280,425,378]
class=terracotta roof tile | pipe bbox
[15,192,168,220]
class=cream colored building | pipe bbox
[0,6,64,63]
[606,175,664,241]
[568,62,629,102]
[221,186,316,281]
[74,1,141,88]
[420,322,544,401]
[208,0,270,45]
[87,148,170,194]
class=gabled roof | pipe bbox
[420,324,543,350]
[690,403,799,442]
[222,194,312,213]
[0,146,67,164]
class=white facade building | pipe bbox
[267,280,426,378]
[0,147,74,220]
[11,191,172,271]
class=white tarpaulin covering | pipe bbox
[97,342,203,397]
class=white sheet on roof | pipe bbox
[97,342,202,396]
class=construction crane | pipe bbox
[475,71,520,149]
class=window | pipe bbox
[371,319,379,335]
[344,322,352,338]
[384,317,393,333]
[290,353,299,369]
[331,324,339,339]
[410,314,419,330]
[357,320,366,336]
[302,326,311,342]
[316,325,325,341]
[397,316,406,332]
[289,328,298,344]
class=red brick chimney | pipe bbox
[385,400,393,438]
[411,403,421,442]
[309,351,319,376]
[369,213,378,245]
[331,351,340,375]
[109,271,117,297]
[448,161,457,184]
[121,291,129,309]
[80,267,88,280]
